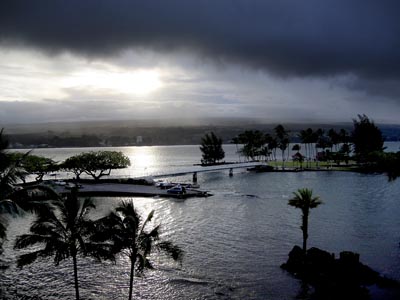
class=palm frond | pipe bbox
[16,251,42,268]
[0,217,7,239]
[146,224,160,239]
[157,241,184,261]
[139,235,154,256]
[135,254,155,278]
[0,199,19,215]
[288,188,323,210]
[140,210,154,234]
[54,248,70,265]
[123,214,139,235]
[79,197,96,220]
[85,241,116,262]
[30,221,56,234]
[14,234,49,249]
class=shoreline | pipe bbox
[28,180,212,199]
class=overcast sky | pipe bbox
[0,0,399,125]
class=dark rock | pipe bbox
[281,246,399,300]
[281,245,304,274]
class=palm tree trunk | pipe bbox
[72,253,80,300]
[128,255,136,300]
[286,148,290,168]
[302,212,309,255]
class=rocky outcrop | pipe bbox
[281,246,399,299]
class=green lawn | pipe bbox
[265,160,358,171]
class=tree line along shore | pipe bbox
[200,115,399,180]
[1,114,399,185]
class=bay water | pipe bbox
[2,144,400,299]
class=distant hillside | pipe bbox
[2,119,399,148]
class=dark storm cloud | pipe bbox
[1,0,399,79]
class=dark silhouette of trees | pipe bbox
[288,188,323,255]
[292,144,304,168]
[94,201,183,300]
[383,152,400,181]
[265,133,278,162]
[62,155,86,180]
[299,128,314,168]
[237,130,266,161]
[0,129,31,257]
[327,128,340,152]
[352,114,384,162]
[63,151,130,181]
[14,189,113,300]
[0,129,27,200]
[10,153,58,182]
[199,132,225,165]
[274,125,290,169]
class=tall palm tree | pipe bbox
[274,125,290,169]
[288,188,323,255]
[0,129,29,256]
[314,129,324,168]
[95,201,183,300]
[265,134,278,163]
[14,188,112,300]
[327,128,340,152]
[0,129,26,201]
[304,128,314,168]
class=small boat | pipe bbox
[167,184,186,195]
[156,181,175,189]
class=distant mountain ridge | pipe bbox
[2,119,400,148]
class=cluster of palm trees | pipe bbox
[14,189,183,300]
[1,130,182,299]
[232,126,351,168]
[299,128,351,168]
[233,125,291,167]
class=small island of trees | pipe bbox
[199,131,225,165]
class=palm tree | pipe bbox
[14,188,112,300]
[274,125,290,169]
[0,129,26,201]
[95,201,183,300]
[265,134,278,163]
[0,129,29,256]
[327,128,340,152]
[288,188,323,255]
[291,144,302,168]
[314,129,324,168]
[303,128,314,168]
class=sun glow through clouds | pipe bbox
[64,69,163,95]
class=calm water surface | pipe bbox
[2,144,400,299]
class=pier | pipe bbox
[151,162,262,178]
